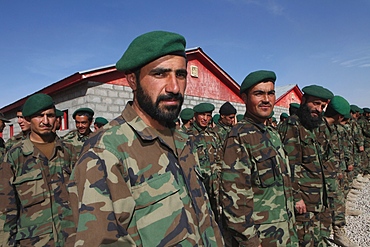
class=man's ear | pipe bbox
[241,92,248,104]
[126,73,137,91]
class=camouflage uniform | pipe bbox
[5,132,28,153]
[213,120,232,147]
[339,123,355,196]
[62,129,92,155]
[222,115,298,247]
[68,102,224,247]
[0,137,5,162]
[278,115,328,247]
[347,118,364,178]
[0,134,77,247]
[358,116,370,174]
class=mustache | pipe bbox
[40,123,52,127]
[156,93,183,102]
[258,103,272,107]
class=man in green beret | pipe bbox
[0,93,77,246]
[4,107,31,153]
[278,84,334,246]
[69,31,223,246]
[358,107,370,179]
[179,107,194,132]
[221,70,297,247]
[316,96,358,246]
[187,102,224,227]
[62,107,94,154]
[213,101,237,146]
[93,116,108,131]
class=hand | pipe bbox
[359,146,364,152]
[348,165,354,171]
[338,173,344,179]
[295,199,307,214]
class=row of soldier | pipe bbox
[0,30,369,247]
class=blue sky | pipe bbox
[1,0,369,109]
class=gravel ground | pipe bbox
[331,178,370,247]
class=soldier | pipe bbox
[319,96,357,246]
[0,93,77,246]
[4,107,31,152]
[179,107,194,132]
[221,70,298,247]
[359,107,370,177]
[68,30,224,246]
[0,112,10,160]
[187,102,223,225]
[277,112,289,130]
[213,101,237,145]
[289,102,300,116]
[93,116,108,131]
[62,107,94,154]
[278,85,333,246]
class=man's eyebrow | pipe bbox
[150,68,172,73]
[252,89,275,93]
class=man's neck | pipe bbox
[30,132,55,143]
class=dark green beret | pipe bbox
[22,93,54,117]
[236,114,244,122]
[116,30,186,73]
[180,108,194,121]
[55,109,64,117]
[328,95,350,116]
[268,110,275,118]
[213,114,220,123]
[289,103,300,109]
[94,117,108,125]
[219,101,237,115]
[363,107,370,113]
[0,112,10,123]
[350,105,361,113]
[359,108,364,114]
[240,70,276,94]
[272,117,277,122]
[302,85,334,100]
[193,103,215,113]
[73,108,94,119]
[280,112,289,118]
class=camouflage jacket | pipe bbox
[221,115,296,246]
[68,102,224,247]
[0,137,5,163]
[348,118,364,151]
[5,131,29,153]
[0,134,77,247]
[278,115,327,212]
[62,129,92,155]
[212,120,232,147]
[338,123,354,169]
[357,116,370,149]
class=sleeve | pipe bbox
[221,133,260,246]
[278,122,303,203]
[68,147,136,247]
[0,160,18,246]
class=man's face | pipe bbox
[194,112,212,128]
[0,120,5,133]
[242,81,275,123]
[75,115,92,135]
[30,108,56,137]
[129,55,187,125]
[220,114,236,126]
[17,111,31,132]
[304,95,328,119]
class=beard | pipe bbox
[297,103,323,130]
[136,81,183,127]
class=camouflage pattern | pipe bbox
[68,102,224,247]
[0,134,78,247]
[0,137,5,162]
[221,115,298,247]
[350,117,365,175]
[5,131,28,153]
[278,114,327,247]
[187,122,223,224]
[212,120,232,147]
[62,129,92,155]
[338,123,355,196]
[357,115,370,174]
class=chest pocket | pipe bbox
[251,147,281,187]
[130,171,190,247]
[13,169,46,208]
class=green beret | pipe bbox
[56,109,64,117]
[328,95,350,116]
[73,108,94,119]
[236,114,244,122]
[180,108,194,121]
[94,117,108,125]
[272,117,277,122]
[213,114,220,123]
[289,103,300,109]
[359,108,364,114]
[22,93,54,117]
[116,31,186,73]
[268,110,275,118]
[344,112,351,119]
[363,107,370,113]
[240,70,276,94]
[302,85,334,100]
[193,103,215,113]
[0,112,10,123]
[280,112,289,118]
[219,101,237,115]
